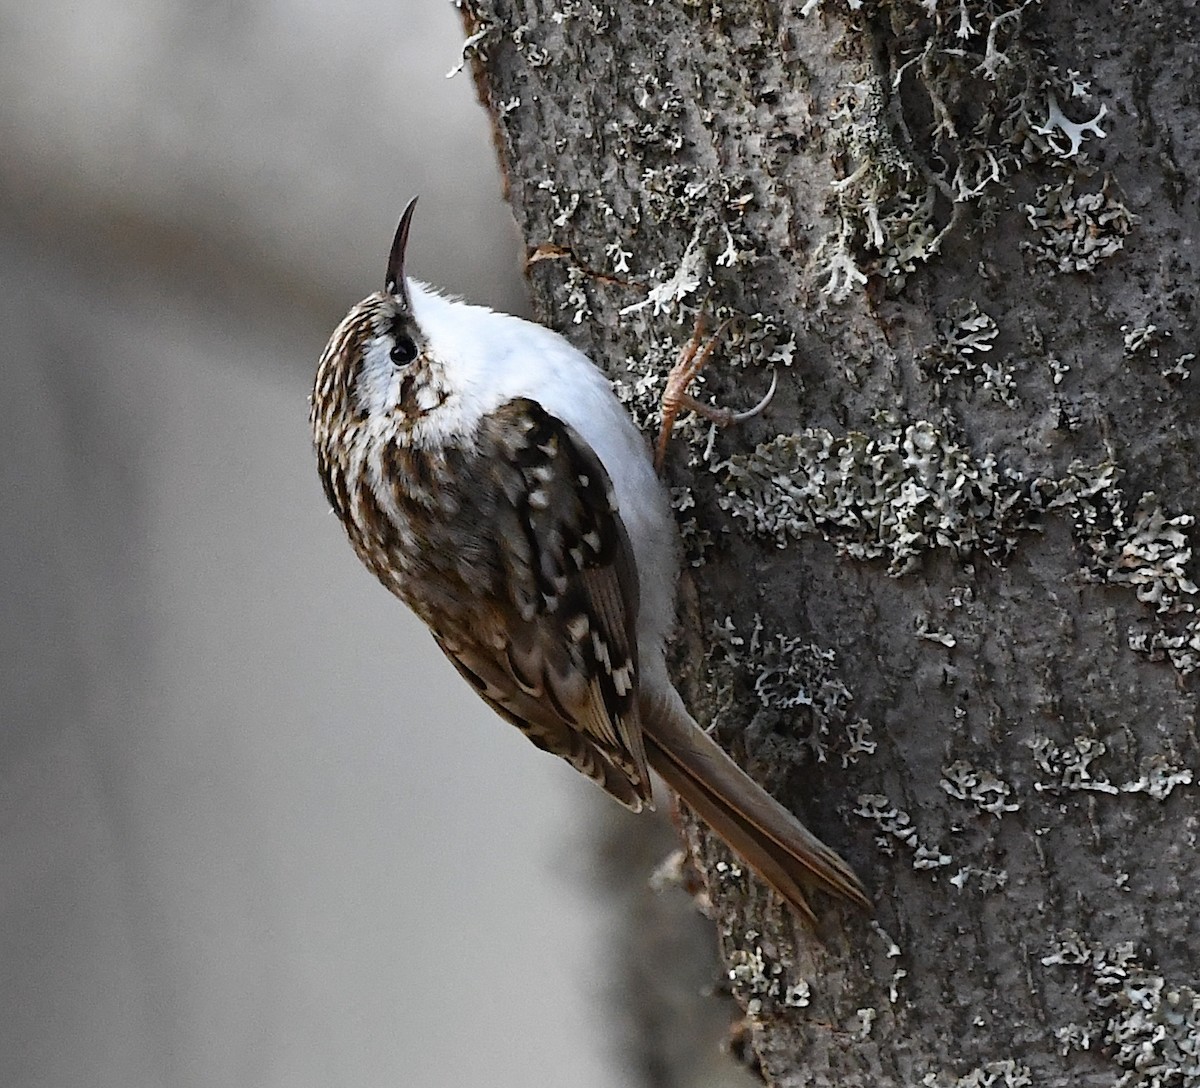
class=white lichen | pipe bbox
[927,299,1019,405]
[853,1006,877,1039]
[1032,738,1196,803]
[1029,734,1119,795]
[718,421,1034,576]
[619,225,705,317]
[562,264,591,325]
[1042,930,1094,966]
[604,239,632,274]
[1128,622,1200,675]
[725,940,812,1016]
[669,485,714,566]
[814,218,870,301]
[1031,92,1108,159]
[1119,755,1194,802]
[1122,323,1195,381]
[706,615,868,763]
[854,793,953,870]
[916,616,957,646]
[1044,937,1200,1088]
[721,430,1200,675]
[1164,354,1195,381]
[940,759,1020,815]
[809,0,1114,296]
[948,865,1009,891]
[445,21,497,79]
[934,298,1000,361]
[1050,474,1198,614]
[1054,1022,1095,1054]
[871,918,903,958]
[1023,175,1134,273]
[921,1059,1033,1088]
[842,717,878,767]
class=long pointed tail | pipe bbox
[640,690,869,924]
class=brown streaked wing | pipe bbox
[430,398,652,811]
[420,403,657,810]
[433,629,650,811]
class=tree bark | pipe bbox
[460,1,1200,1084]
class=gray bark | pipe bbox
[461,1,1200,1085]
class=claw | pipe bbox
[707,366,777,425]
[654,315,777,471]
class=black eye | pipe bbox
[390,334,418,366]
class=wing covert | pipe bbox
[429,398,653,810]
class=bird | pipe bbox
[309,197,869,923]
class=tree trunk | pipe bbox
[459,1,1200,1083]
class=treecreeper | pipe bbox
[309,198,869,924]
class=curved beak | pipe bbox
[384,196,419,304]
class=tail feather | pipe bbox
[641,693,870,923]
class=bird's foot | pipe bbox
[654,314,777,471]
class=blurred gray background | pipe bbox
[0,4,630,1086]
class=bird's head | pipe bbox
[311,197,451,458]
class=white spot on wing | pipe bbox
[611,663,633,695]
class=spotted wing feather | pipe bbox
[427,399,653,811]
